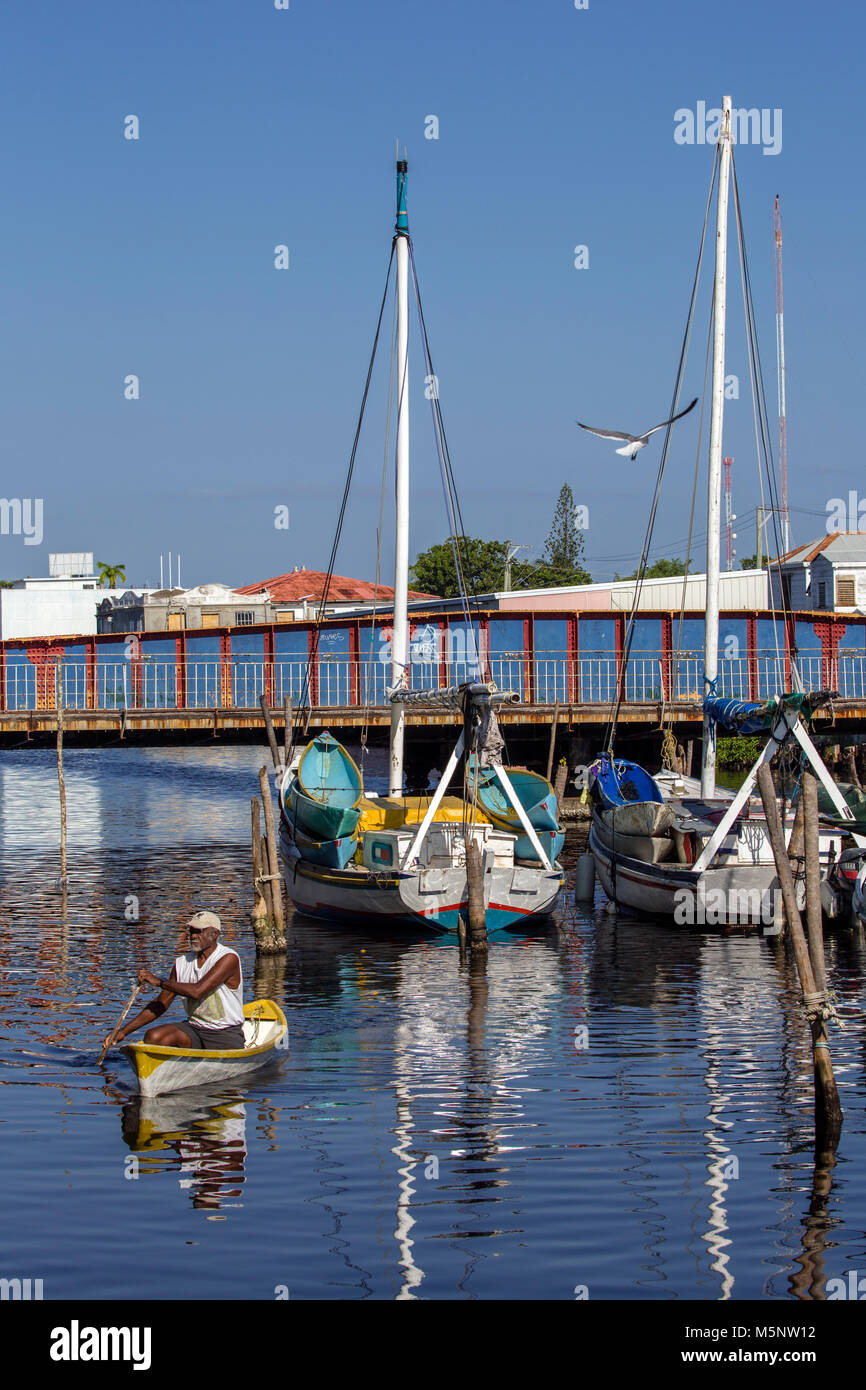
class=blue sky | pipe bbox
[1,0,861,588]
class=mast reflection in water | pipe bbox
[1,748,865,1299]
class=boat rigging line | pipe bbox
[292,243,396,747]
[409,241,490,676]
[603,144,720,754]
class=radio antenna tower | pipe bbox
[773,196,790,553]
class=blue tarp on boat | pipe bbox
[702,696,770,735]
[703,692,811,736]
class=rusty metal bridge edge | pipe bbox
[3,698,866,745]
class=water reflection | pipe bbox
[2,747,866,1298]
[120,1090,248,1213]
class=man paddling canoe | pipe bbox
[103,911,246,1052]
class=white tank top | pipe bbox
[174,941,243,1029]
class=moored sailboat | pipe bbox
[279,160,564,934]
[587,98,862,926]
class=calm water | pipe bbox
[1,746,865,1300]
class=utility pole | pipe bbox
[756,506,773,572]
[503,542,529,593]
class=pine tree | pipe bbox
[540,484,590,585]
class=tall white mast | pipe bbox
[701,96,732,800]
[389,156,410,795]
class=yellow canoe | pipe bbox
[120,999,288,1097]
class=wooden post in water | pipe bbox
[553,761,568,806]
[283,697,293,768]
[802,770,828,996]
[56,675,67,894]
[756,763,842,1148]
[787,793,805,866]
[465,838,488,956]
[545,701,560,783]
[260,695,282,771]
[258,766,286,950]
[250,797,273,951]
[843,744,861,790]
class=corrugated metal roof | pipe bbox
[776,532,866,565]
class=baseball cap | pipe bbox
[188,910,221,934]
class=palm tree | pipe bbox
[97,562,127,589]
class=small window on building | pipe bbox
[836,576,856,607]
[167,612,186,630]
[201,612,220,628]
[234,611,255,627]
[817,582,826,609]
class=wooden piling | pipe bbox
[787,793,805,868]
[283,697,293,768]
[250,798,272,950]
[843,744,862,790]
[756,763,842,1148]
[802,770,828,997]
[260,695,282,771]
[260,835,274,917]
[251,797,265,906]
[553,761,568,805]
[56,697,67,892]
[258,766,286,940]
[465,838,488,956]
[545,700,560,783]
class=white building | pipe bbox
[768,533,866,613]
[0,553,142,641]
[493,568,768,614]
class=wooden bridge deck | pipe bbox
[2,699,866,745]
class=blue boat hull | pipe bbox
[288,826,359,869]
[590,753,663,811]
[288,784,361,840]
[471,762,559,833]
[285,735,363,839]
[514,828,565,864]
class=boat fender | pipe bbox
[575,853,596,902]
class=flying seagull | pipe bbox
[576,397,698,460]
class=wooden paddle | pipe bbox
[98,983,141,1066]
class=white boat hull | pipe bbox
[589,818,783,927]
[282,828,563,933]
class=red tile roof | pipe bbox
[236,569,436,604]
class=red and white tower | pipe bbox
[723,456,735,569]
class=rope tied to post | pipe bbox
[803,988,843,1027]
